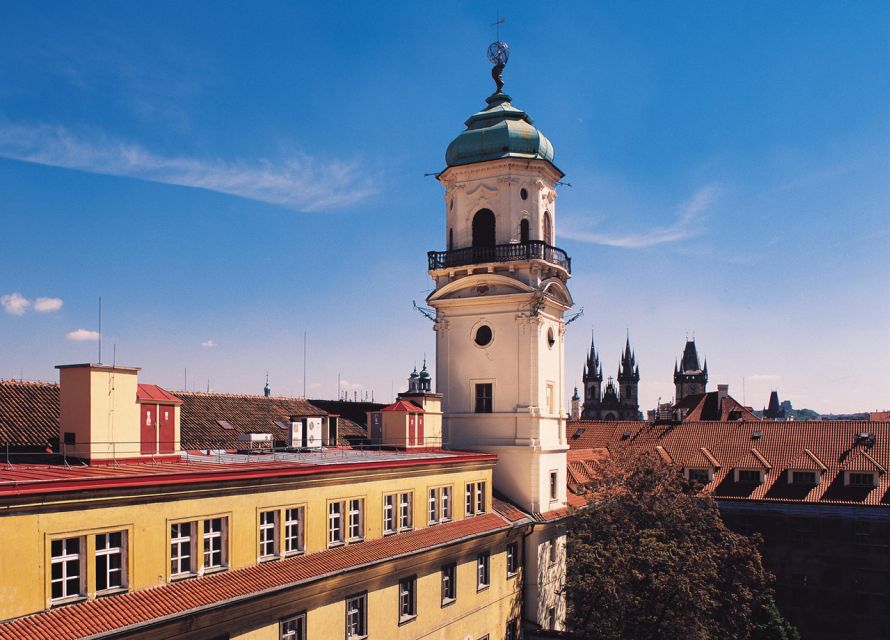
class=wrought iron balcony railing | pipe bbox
[428,240,571,273]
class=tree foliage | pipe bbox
[566,454,798,640]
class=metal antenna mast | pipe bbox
[98,297,102,364]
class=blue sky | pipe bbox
[1,2,888,413]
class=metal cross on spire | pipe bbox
[487,11,509,93]
[491,11,505,41]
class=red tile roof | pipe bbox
[136,384,182,405]
[0,513,512,640]
[379,400,424,413]
[567,419,890,507]
[0,380,59,446]
[492,495,532,523]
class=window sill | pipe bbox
[348,537,364,544]
[398,528,413,533]
[398,614,417,626]
[477,584,490,593]
[201,566,228,576]
[328,541,345,548]
[441,597,456,608]
[507,571,519,579]
[383,530,397,536]
[258,555,279,563]
[284,549,305,557]
[96,587,128,598]
[50,595,88,607]
[170,572,198,582]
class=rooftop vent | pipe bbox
[752,430,763,440]
[622,431,631,439]
[216,420,235,430]
[572,428,585,439]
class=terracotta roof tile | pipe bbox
[491,495,532,523]
[136,384,182,405]
[0,513,512,640]
[0,380,59,446]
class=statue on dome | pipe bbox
[487,41,509,93]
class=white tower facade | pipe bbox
[426,45,571,631]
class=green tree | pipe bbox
[565,454,798,640]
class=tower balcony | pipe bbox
[427,240,571,274]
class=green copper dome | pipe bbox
[445,91,555,168]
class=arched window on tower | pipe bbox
[472,209,496,260]
[519,219,529,244]
[543,211,553,246]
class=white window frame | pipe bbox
[202,517,227,572]
[477,552,490,590]
[687,468,712,484]
[50,536,84,603]
[398,575,417,623]
[735,468,764,484]
[383,494,396,535]
[441,485,452,521]
[441,562,457,605]
[346,592,368,639]
[398,492,412,531]
[549,538,558,564]
[348,498,364,541]
[465,483,475,516]
[259,510,279,560]
[170,522,196,578]
[284,507,305,555]
[95,531,127,593]
[475,481,486,514]
[549,470,559,500]
[279,612,306,640]
[790,470,818,485]
[329,501,344,546]
[428,488,438,525]
[506,541,519,576]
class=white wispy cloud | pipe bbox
[0,123,377,212]
[562,184,721,249]
[34,297,64,312]
[746,373,781,382]
[1,292,31,315]
[67,328,100,341]
[201,340,217,348]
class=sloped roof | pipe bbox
[136,383,182,404]
[677,392,760,422]
[0,380,59,445]
[566,418,890,506]
[379,400,424,413]
[0,512,512,640]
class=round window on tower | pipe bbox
[474,325,493,347]
[520,187,528,200]
[547,327,556,349]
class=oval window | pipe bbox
[520,187,528,200]
[475,325,493,347]
[547,327,556,348]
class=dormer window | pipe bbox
[687,468,712,484]
[735,469,764,484]
[791,471,817,485]
[846,472,876,487]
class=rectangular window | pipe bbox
[95,531,126,593]
[441,563,457,605]
[203,518,226,570]
[441,486,452,521]
[550,470,559,500]
[346,592,367,639]
[329,501,344,546]
[474,383,493,413]
[348,499,364,541]
[50,537,83,602]
[688,468,711,484]
[428,488,438,524]
[284,507,305,554]
[546,383,555,414]
[465,481,486,516]
[737,469,762,483]
[477,552,490,590]
[383,494,396,534]
[792,471,817,485]
[548,607,556,630]
[507,541,519,575]
[398,575,417,622]
[280,612,306,640]
[466,483,474,516]
[170,522,194,577]
[549,539,558,564]
[259,510,278,559]
[849,472,874,487]
[476,481,486,514]
[507,618,520,640]
[398,493,412,531]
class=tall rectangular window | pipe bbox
[474,383,493,413]
[95,531,126,593]
[441,486,452,521]
[398,576,417,622]
[550,470,559,500]
[329,501,344,546]
[477,552,490,590]
[346,592,367,639]
[398,493,412,531]
[465,481,486,516]
[506,541,519,576]
[203,518,226,570]
[383,494,396,534]
[280,612,306,640]
[170,522,194,577]
[428,488,438,525]
[284,507,305,554]
[441,563,457,605]
[50,537,83,602]
[549,539,558,564]
[475,481,486,514]
[259,510,278,559]
[348,499,364,541]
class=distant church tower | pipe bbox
[581,332,603,418]
[674,339,708,400]
[617,335,641,420]
[427,40,570,630]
